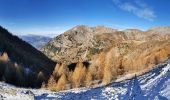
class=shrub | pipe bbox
[89,48,100,55]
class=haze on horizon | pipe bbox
[0,0,170,37]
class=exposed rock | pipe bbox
[41,26,170,65]
[41,25,117,64]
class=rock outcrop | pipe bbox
[41,25,170,65]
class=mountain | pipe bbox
[41,25,170,91]
[1,59,170,99]
[19,34,52,49]
[41,25,170,64]
[1,25,170,99]
[41,25,118,64]
[0,26,56,87]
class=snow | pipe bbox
[1,60,170,100]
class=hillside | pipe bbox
[19,34,51,49]
[0,26,56,87]
[36,59,170,100]
[41,26,170,64]
[1,24,170,98]
[41,25,118,64]
[41,25,170,91]
[1,59,170,100]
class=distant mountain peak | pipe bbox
[19,34,52,49]
[149,26,170,30]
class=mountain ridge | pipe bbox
[0,26,56,87]
[41,25,170,64]
[40,25,170,91]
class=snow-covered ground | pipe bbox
[1,60,170,100]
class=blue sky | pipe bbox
[0,0,170,36]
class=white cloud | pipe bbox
[113,0,156,21]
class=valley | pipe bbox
[1,0,169,99]
[1,25,170,99]
[19,34,52,49]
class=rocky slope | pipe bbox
[41,25,170,91]
[41,25,118,64]
[41,25,170,64]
